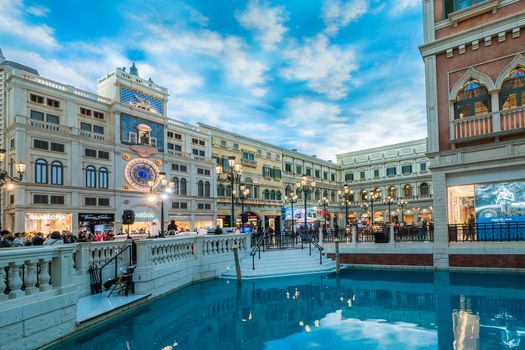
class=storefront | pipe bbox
[124,207,159,234]
[79,213,115,235]
[373,211,384,223]
[194,216,214,230]
[25,213,72,235]
[217,215,231,228]
[264,215,280,231]
[283,207,320,230]
[419,209,433,222]
[169,214,191,232]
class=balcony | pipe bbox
[450,106,525,144]
[79,130,108,142]
[29,119,72,134]
[241,159,257,167]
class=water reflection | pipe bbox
[50,270,525,350]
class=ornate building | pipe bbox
[420,0,525,268]
[0,51,215,234]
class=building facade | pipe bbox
[0,52,215,235]
[337,139,433,225]
[420,0,525,268]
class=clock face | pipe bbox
[125,158,160,190]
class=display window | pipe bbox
[25,213,72,235]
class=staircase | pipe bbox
[221,248,336,279]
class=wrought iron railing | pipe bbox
[448,222,525,242]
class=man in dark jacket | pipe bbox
[0,230,11,248]
[32,232,45,246]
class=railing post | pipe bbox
[491,94,501,132]
[449,120,455,141]
[389,224,395,244]
[194,236,204,258]
[232,245,242,283]
[351,226,357,247]
[318,227,323,247]
[335,241,340,274]
[50,245,76,293]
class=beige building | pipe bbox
[0,51,215,234]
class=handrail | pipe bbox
[250,234,266,270]
[96,242,133,287]
[297,231,324,265]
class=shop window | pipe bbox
[34,159,48,184]
[500,67,525,110]
[198,180,204,197]
[420,183,430,196]
[180,178,187,195]
[447,185,474,224]
[50,195,64,205]
[50,161,63,185]
[454,79,490,119]
[98,167,109,189]
[85,166,96,188]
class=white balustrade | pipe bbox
[500,106,525,132]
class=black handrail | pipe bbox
[297,231,324,265]
[250,234,266,270]
[96,243,133,289]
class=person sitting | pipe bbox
[43,231,63,245]
[214,225,223,235]
[32,232,45,246]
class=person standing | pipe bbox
[149,222,160,238]
[167,220,177,234]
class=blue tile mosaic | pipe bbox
[120,113,164,151]
[121,87,163,115]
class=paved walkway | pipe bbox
[77,293,149,323]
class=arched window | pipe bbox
[285,185,293,197]
[314,189,320,201]
[264,189,270,200]
[253,186,259,199]
[500,67,525,110]
[180,178,187,195]
[388,186,397,198]
[323,190,328,199]
[226,185,232,197]
[404,185,412,197]
[420,183,429,196]
[454,79,490,119]
[205,181,211,197]
[198,180,204,197]
[85,165,96,188]
[35,159,48,184]
[361,190,367,202]
[276,191,282,201]
[330,191,336,203]
[217,184,225,196]
[270,190,276,200]
[373,188,382,199]
[172,177,179,195]
[50,161,63,185]
[98,167,108,189]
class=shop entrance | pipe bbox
[236,212,261,233]
[79,213,115,236]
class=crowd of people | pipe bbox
[0,230,80,248]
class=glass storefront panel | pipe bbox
[447,185,474,224]
[25,213,72,235]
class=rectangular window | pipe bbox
[192,138,199,145]
[197,168,204,175]
[98,198,110,206]
[175,144,182,152]
[30,94,44,104]
[220,140,227,147]
[197,203,205,210]
[85,197,97,206]
[273,169,282,179]
[305,168,312,177]
[199,140,205,146]
[33,139,49,150]
[180,165,188,172]
[444,0,486,18]
[172,202,180,209]
[296,165,302,175]
[181,202,188,209]
[98,151,110,160]
[93,111,104,120]
[50,195,64,205]
[80,107,92,116]
[199,150,205,157]
[386,167,397,176]
[30,110,45,121]
[323,171,328,180]
[233,143,239,150]
[46,98,60,108]
[263,166,271,178]
[46,114,60,124]
[373,169,380,178]
[167,131,174,138]
[50,142,65,152]
[401,165,413,174]
[85,148,97,157]
[205,204,211,210]
[257,150,262,156]
[9,195,14,204]
[267,152,271,158]
[420,162,427,171]
[174,133,182,140]
[93,125,104,134]
[315,170,320,178]
[331,173,336,181]
[285,163,292,173]
[345,173,354,182]
[9,138,15,149]
[33,194,49,204]
[242,151,255,161]
[80,122,92,131]
[172,164,179,171]
[360,171,366,180]
[167,143,174,150]
[192,149,199,155]
[204,169,211,176]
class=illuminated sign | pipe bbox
[27,213,69,221]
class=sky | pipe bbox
[0,0,427,160]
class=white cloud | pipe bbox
[390,0,420,15]
[236,0,288,51]
[321,0,367,36]
[26,5,49,17]
[0,0,58,49]
[186,5,208,26]
[282,97,346,127]
[281,35,357,100]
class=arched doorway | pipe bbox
[236,211,261,233]
[373,211,383,224]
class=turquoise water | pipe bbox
[50,270,525,350]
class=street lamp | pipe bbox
[318,197,329,229]
[364,191,381,225]
[237,184,250,232]
[284,193,298,234]
[338,185,353,227]
[0,150,26,229]
[296,176,316,233]
[216,156,243,228]
[384,196,395,223]
[148,172,174,235]
[398,199,408,224]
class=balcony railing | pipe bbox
[79,130,108,142]
[241,159,257,167]
[29,119,72,134]
[450,106,525,144]
[448,222,525,242]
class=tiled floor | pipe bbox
[76,292,149,323]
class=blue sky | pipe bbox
[0,0,426,160]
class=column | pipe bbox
[490,91,501,132]
[432,170,448,268]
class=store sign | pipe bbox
[135,212,155,218]
[27,213,69,221]
[170,215,191,220]
[79,213,115,222]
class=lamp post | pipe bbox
[318,197,330,229]
[338,185,353,227]
[216,156,243,228]
[398,199,408,224]
[296,176,316,233]
[284,194,298,234]
[384,196,395,223]
[237,184,250,232]
[148,172,174,235]
[0,150,26,230]
[365,191,381,225]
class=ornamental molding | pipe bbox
[494,54,525,88]
[448,67,497,101]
